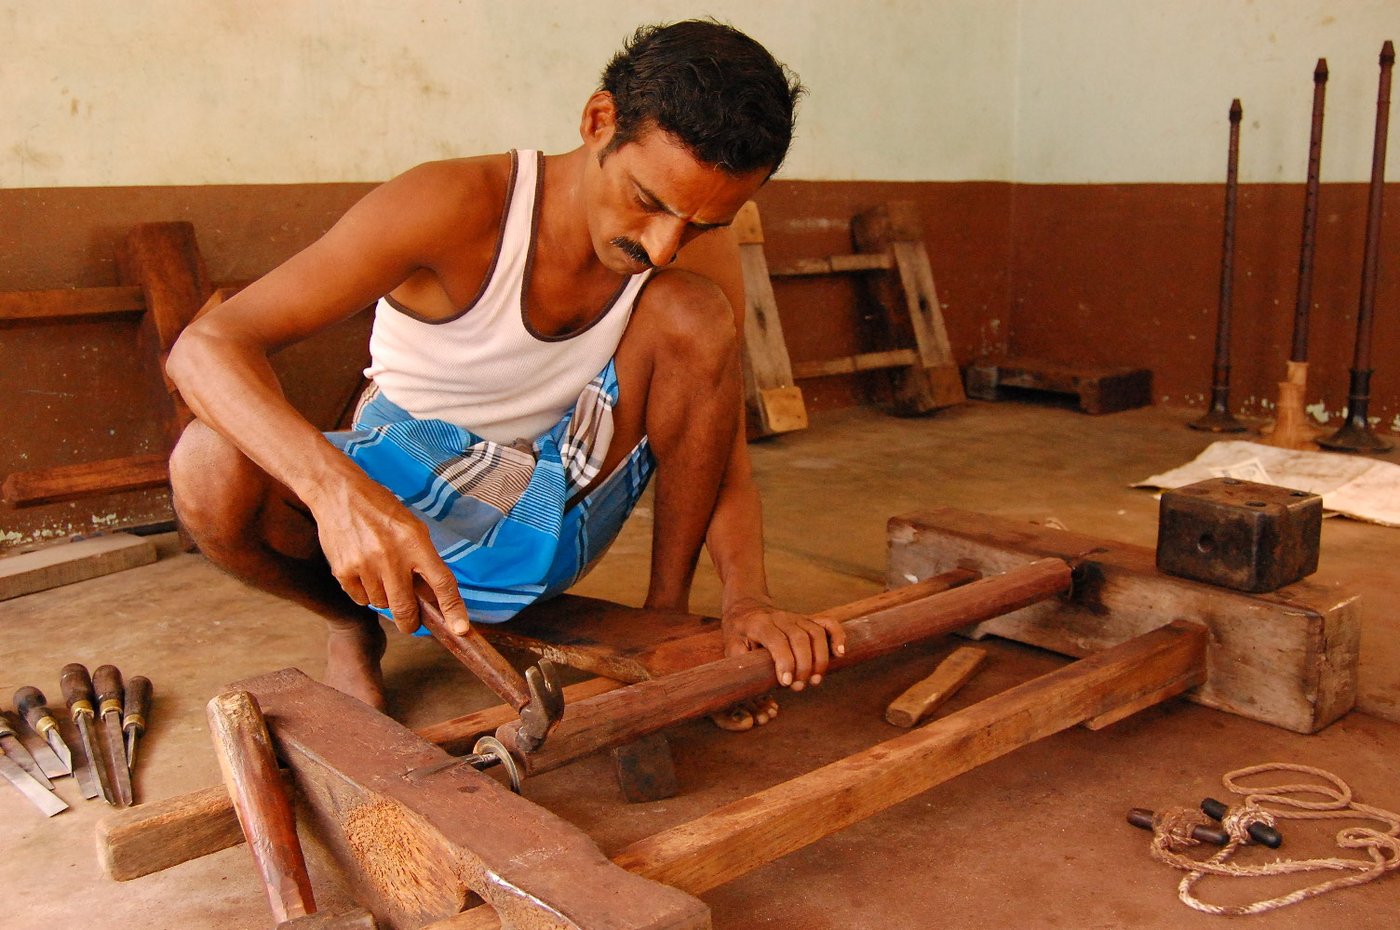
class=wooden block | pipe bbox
[99,781,250,881]
[757,386,808,433]
[887,508,1359,733]
[0,533,157,601]
[239,668,709,930]
[965,357,1152,414]
[884,646,986,727]
[2,454,169,508]
[612,732,679,803]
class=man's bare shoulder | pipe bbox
[373,153,515,242]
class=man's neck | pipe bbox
[538,147,607,276]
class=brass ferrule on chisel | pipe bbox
[70,699,94,719]
[100,698,122,717]
[34,716,59,737]
[123,712,146,731]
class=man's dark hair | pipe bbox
[599,20,803,176]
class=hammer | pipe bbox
[413,578,563,751]
[207,690,377,929]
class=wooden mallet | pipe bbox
[207,690,376,930]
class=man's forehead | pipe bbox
[617,132,768,223]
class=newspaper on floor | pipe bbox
[1135,440,1400,528]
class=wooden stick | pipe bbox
[497,559,1071,775]
[884,646,986,727]
[207,690,316,925]
[432,621,1206,929]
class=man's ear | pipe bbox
[580,91,618,152]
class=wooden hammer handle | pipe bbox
[413,578,531,709]
[207,690,316,925]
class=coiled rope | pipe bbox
[1146,762,1400,915]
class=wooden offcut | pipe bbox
[0,533,157,601]
[884,645,987,727]
[887,508,1359,733]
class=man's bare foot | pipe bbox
[710,694,779,732]
[324,617,388,712]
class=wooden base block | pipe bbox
[965,357,1152,414]
[887,508,1358,733]
[612,732,680,803]
[0,533,158,601]
[756,385,808,434]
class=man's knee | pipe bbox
[632,270,739,378]
[168,420,267,544]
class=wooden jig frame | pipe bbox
[101,550,1221,930]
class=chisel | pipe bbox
[0,711,53,788]
[61,663,115,804]
[14,686,74,776]
[122,676,152,771]
[93,665,134,807]
[0,741,67,816]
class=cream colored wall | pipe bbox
[2,1,1016,187]
[1013,0,1399,183]
[5,2,1393,187]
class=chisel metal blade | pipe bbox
[94,665,134,807]
[62,664,115,804]
[0,747,67,817]
[15,687,73,776]
[0,713,53,788]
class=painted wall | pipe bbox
[2,0,1018,187]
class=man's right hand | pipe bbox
[309,472,471,636]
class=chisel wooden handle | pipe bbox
[208,690,316,925]
[123,677,152,739]
[60,663,98,719]
[94,665,125,720]
[15,686,60,736]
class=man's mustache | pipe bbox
[611,237,653,268]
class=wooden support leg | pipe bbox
[732,202,808,438]
[434,621,1207,929]
[612,732,679,803]
[237,668,708,930]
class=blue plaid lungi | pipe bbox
[324,360,653,628]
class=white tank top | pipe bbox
[364,150,651,444]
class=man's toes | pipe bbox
[710,705,756,732]
[753,697,780,725]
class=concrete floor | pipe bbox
[2,400,1398,929]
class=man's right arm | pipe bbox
[167,161,489,635]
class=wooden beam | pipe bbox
[733,202,807,438]
[768,253,894,277]
[0,286,146,324]
[0,533,157,602]
[495,561,1069,776]
[99,781,256,881]
[433,621,1207,929]
[2,453,169,508]
[887,508,1360,733]
[240,668,709,930]
[792,348,918,380]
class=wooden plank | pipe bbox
[733,202,806,438]
[887,508,1360,733]
[964,356,1152,414]
[768,253,893,277]
[0,533,158,601]
[2,453,169,508]
[240,668,709,930]
[792,349,918,380]
[0,286,146,324]
[884,646,986,727]
[611,621,1205,896]
[441,622,1207,928]
[495,561,1068,776]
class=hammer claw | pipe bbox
[516,660,565,752]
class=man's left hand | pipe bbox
[721,602,847,691]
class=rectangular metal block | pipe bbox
[1156,477,1322,592]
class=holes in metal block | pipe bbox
[1197,533,1215,553]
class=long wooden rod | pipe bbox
[1290,59,1328,363]
[496,558,1073,775]
[435,620,1206,929]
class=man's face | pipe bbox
[583,110,769,275]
